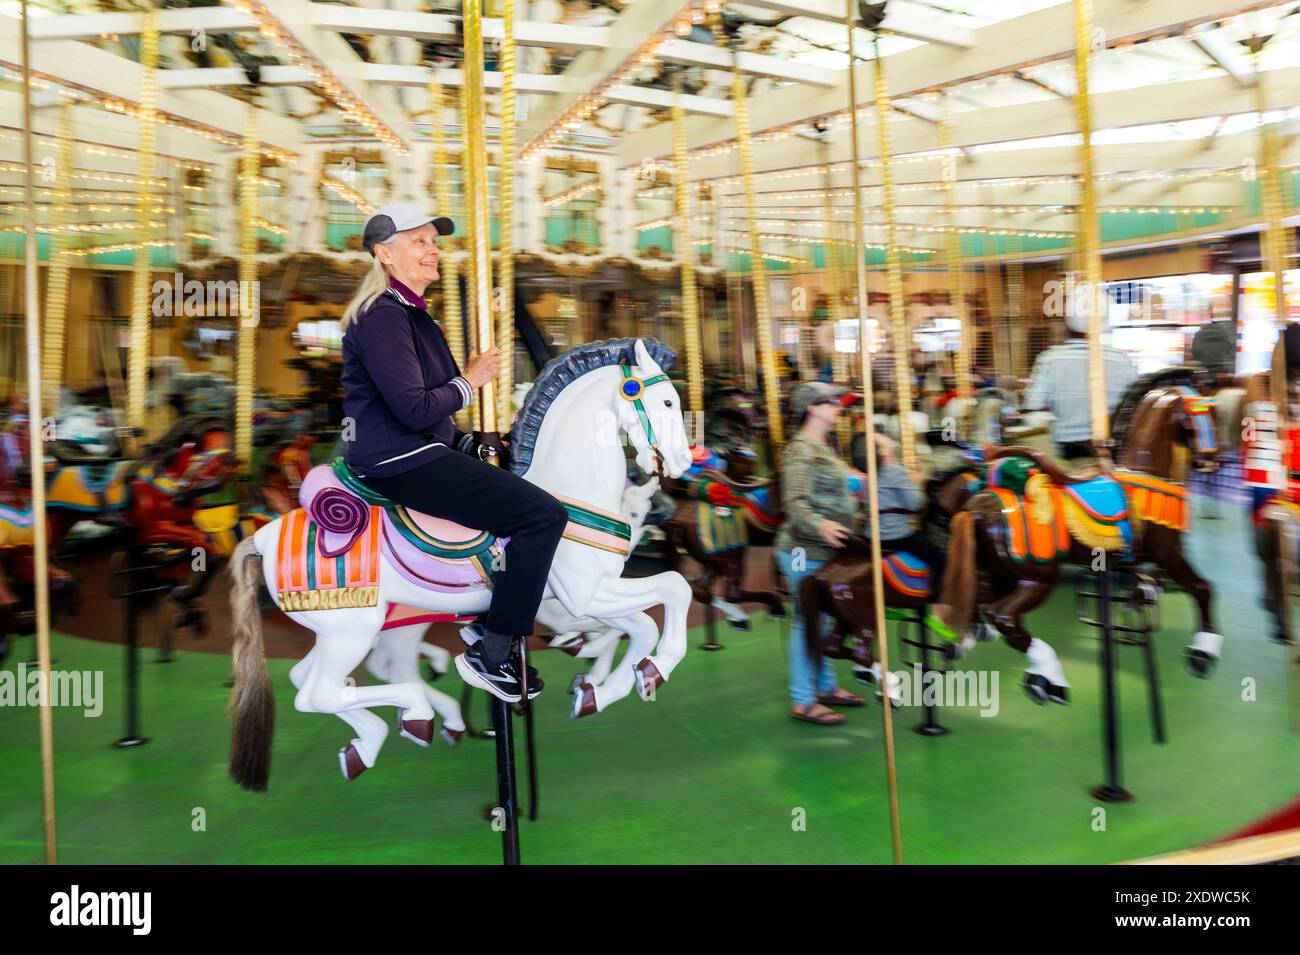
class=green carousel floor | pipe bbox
[2,501,1298,865]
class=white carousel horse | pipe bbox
[363,476,662,731]
[227,339,695,789]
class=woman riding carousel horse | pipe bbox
[338,202,569,702]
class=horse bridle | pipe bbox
[620,364,671,474]
[1175,387,1217,459]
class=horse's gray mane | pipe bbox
[508,338,677,476]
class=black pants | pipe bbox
[881,530,946,599]
[1060,440,1097,461]
[365,453,568,642]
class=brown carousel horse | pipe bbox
[941,367,1222,703]
[803,368,1222,707]
[0,414,241,656]
[661,439,786,633]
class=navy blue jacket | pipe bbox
[341,280,475,478]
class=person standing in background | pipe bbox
[1024,307,1138,460]
[774,382,866,725]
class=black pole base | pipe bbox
[915,723,949,737]
[1090,784,1134,803]
[490,694,521,866]
[698,642,725,651]
[113,736,149,749]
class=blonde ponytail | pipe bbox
[341,255,391,331]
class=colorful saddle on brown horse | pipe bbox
[881,551,932,600]
[976,454,1134,562]
[683,476,779,555]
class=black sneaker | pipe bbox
[459,621,541,681]
[455,642,544,702]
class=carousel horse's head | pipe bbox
[1173,387,1219,472]
[1114,369,1217,475]
[618,339,694,480]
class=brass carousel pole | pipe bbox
[20,0,57,866]
[42,100,73,409]
[430,75,467,429]
[459,82,482,432]
[126,1,159,450]
[462,1,496,431]
[1006,233,1025,379]
[1075,0,1133,801]
[236,102,260,475]
[940,94,971,408]
[822,147,851,451]
[870,35,917,474]
[1072,0,1107,448]
[1255,50,1291,419]
[849,2,903,866]
[1252,40,1300,723]
[495,0,517,427]
[721,17,783,452]
[672,76,705,415]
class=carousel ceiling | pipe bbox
[1,0,1298,262]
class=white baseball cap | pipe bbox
[362,201,453,254]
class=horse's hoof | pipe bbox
[339,744,368,781]
[1022,673,1052,706]
[439,726,464,747]
[399,718,434,747]
[569,673,590,696]
[635,659,665,701]
[571,683,598,719]
[1184,648,1215,679]
[729,618,751,631]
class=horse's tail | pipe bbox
[228,534,274,792]
[799,570,825,660]
[941,511,977,638]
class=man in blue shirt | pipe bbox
[1024,307,1138,460]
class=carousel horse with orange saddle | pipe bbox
[0,414,242,656]
[661,441,785,629]
[803,367,1222,706]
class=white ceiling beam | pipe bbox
[659,65,1300,179]
[0,14,301,155]
[1188,25,1257,88]
[606,85,734,117]
[267,0,413,150]
[656,38,839,87]
[0,93,237,165]
[520,1,697,145]
[29,7,610,51]
[480,18,609,52]
[28,7,253,41]
[618,0,1295,164]
[748,0,974,48]
[374,65,570,96]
